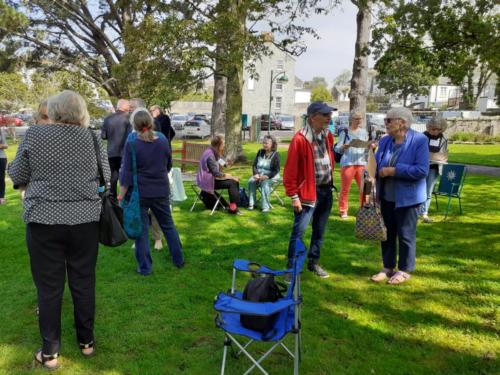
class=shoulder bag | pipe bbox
[121,133,143,239]
[355,184,387,241]
[90,130,128,247]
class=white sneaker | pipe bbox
[248,205,254,210]
[154,239,163,250]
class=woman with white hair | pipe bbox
[371,107,429,285]
[8,90,110,369]
[334,111,368,218]
[420,117,448,223]
[119,108,184,275]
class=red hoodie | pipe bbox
[283,126,335,204]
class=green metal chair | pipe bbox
[433,164,467,218]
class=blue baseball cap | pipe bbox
[307,101,337,116]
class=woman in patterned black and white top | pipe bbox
[8,90,110,370]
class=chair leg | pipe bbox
[294,332,300,375]
[190,196,199,212]
[211,198,221,216]
[221,337,230,375]
[458,197,462,215]
[445,195,453,219]
[273,190,284,206]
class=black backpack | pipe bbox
[240,275,287,337]
[238,188,250,208]
[333,128,349,163]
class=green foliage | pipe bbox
[304,76,329,90]
[375,51,437,105]
[1,141,500,374]
[449,132,500,144]
[372,0,499,109]
[0,72,28,110]
[311,85,333,102]
[333,69,351,86]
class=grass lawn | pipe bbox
[1,141,499,375]
[447,144,500,167]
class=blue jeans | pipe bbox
[135,197,184,274]
[247,177,275,210]
[380,199,418,272]
[287,186,333,264]
[420,168,439,215]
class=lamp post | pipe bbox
[267,70,289,136]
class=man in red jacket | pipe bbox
[284,101,335,279]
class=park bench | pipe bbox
[172,141,208,171]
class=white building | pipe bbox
[242,43,296,119]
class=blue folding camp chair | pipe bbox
[214,240,307,375]
[257,177,285,209]
[433,164,467,219]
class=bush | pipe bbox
[449,132,499,143]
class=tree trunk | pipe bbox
[222,1,246,162]
[225,61,244,162]
[349,2,371,123]
[211,47,227,136]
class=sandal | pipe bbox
[34,350,60,371]
[370,268,394,282]
[387,271,411,285]
[79,341,96,357]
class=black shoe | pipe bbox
[308,260,329,278]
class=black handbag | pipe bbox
[90,131,128,247]
[333,128,349,163]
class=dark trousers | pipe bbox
[287,186,333,263]
[0,158,6,198]
[380,199,419,272]
[135,197,184,274]
[214,178,240,204]
[26,222,99,355]
[108,157,122,197]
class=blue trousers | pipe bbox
[135,197,184,274]
[287,186,333,264]
[420,168,439,215]
[247,177,275,210]
[380,199,419,272]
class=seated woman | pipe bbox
[196,134,240,214]
[247,135,280,212]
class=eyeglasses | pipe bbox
[384,118,400,125]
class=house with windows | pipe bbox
[242,43,296,121]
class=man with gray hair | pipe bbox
[283,101,336,279]
[101,99,131,197]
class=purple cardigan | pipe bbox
[196,147,218,193]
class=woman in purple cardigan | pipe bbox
[119,108,184,275]
[196,134,240,214]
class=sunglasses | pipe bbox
[384,118,400,124]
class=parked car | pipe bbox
[171,114,190,130]
[193,113,211,124]
[260,114,282,130]
[14,125,30,138]
[0,114,23,127]
[333,115,349,136]
[276,114,295,130]
[183,120,210,138]
[366,113,386,140]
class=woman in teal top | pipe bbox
[247,135,281,212]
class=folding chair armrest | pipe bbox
[214,292,297,316]
[233,259,290,276]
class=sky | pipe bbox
[294,2,358,86]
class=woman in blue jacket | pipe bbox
[371,107,429,284]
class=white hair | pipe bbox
[130,107,154,127]
[48,90,90,128]
[386,107,413,129]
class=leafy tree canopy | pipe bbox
[311,85,333,102]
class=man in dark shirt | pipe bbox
[150,105,175,147]
[101,99,131,197]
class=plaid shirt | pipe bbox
[312,130,332,186]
